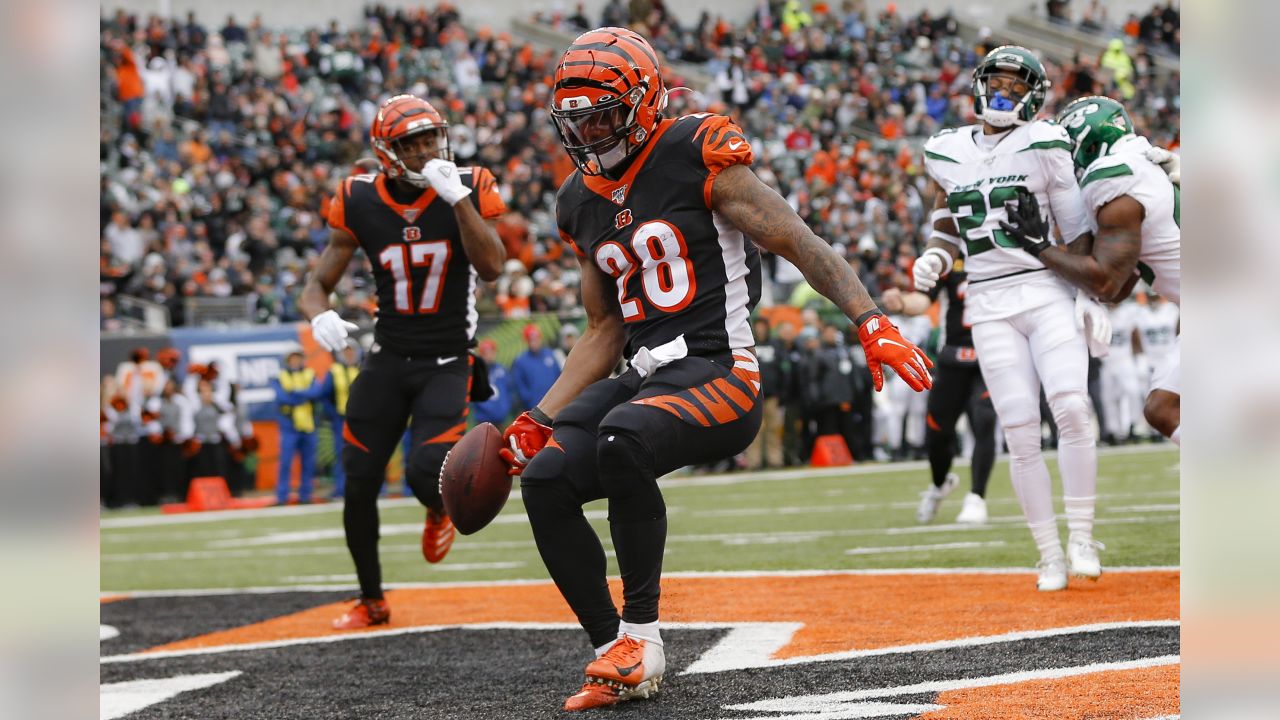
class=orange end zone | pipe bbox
[141,571,1178,660]
[920,664,1179,719]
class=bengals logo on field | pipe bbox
[615,209,633,229]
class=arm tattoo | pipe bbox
[712,165,876,319]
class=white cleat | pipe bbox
[1036,557,1068,592]
[915,472,959,524]
[1067,538,1105,579]
[955,493,988,524]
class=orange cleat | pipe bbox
[331,598,390,630]
[563,681,622,712]
[421,507,455,564]
[564,635,665,711]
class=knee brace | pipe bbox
[1048,391,1092,446]
[596,430,664,522]
[1003,421,1043,461]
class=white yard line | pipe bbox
[843,541,1007,555]
[100,446,1178,529]
[102,566,1179,599]
[100,514,1177,562]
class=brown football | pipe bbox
[439,422,512,535]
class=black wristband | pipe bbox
[854,308,884,328]
[528,406,553,426]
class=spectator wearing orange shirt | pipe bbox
[111,40,145,129]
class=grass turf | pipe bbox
[101,446,1178,592]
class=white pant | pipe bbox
[1148,336,1180,395]
[1101,354,1142,438]
[971,300,1089,426]
[886,375,928,450]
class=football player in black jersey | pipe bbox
[497,27,934,712]
[882,259,997,526]
[300,94,507,630]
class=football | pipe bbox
[439,422,512,535]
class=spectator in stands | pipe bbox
[1099,38,1136,99]
[510,324,560,414]
[1047,0,1071,25]
[271,345,323,504]
[1079,0,1107,32]
[104,389,143,507]
[554,323,579,367]
[472,338,512,427]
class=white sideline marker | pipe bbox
[100,671,242,720]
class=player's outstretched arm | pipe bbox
[300,228,361,351]
[711,164,932,391]
[1002,189,1143,302]
[711,164,877,320]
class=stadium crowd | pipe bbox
[100,2,1179,504]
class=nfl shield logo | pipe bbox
[611,184,629,206]
[403,209,420,222]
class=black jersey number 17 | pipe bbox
[378,239,451,314]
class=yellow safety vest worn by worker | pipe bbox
[330,364,359,416]
[279,368,316,433]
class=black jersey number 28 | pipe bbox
[594,220,696,321]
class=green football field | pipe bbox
[100,446,1179,593]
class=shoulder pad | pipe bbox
[1021,120,1073,151]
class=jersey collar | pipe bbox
[582,118,675,204]
[375,175,439,223]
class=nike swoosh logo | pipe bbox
[437,356,458,365]
[728,140,743,151]
[876,339,908,349]
[616,661,642,677]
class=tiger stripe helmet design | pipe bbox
[550,27,666,176]
[370,94,452,187]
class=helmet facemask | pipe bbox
[373,125,452,187]
[972,50,1048,128]
[552,83,649,177]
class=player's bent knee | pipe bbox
[519,449,581,525]
[1144,391,1180,437]
[1048,391,1092,444]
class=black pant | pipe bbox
[925,352,996,497]
[341,349,471,599]
[520,352,762,648]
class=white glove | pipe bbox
[422,158,472,206]
[310,310,359,352]
[1074,292,1111,358]
[911,247,952,292]
[1144,146,1180,186]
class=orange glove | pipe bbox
[498,408,554,476]
[857,312,934,392]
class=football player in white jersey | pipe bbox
[1101,299,1143,444]
[884,311,933,459]
[1000,96,1181,446]
[915,46,1110,592]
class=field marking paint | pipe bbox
[102,566,1179,599]
[842,541,1007,556]
[100,671,242,720]
[99,446,1177,529]
[684,620,1179,674]
[100,514,1175,563]
[716,655,1179,718]
[99,619,1178,670]
[100,624,120,641]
